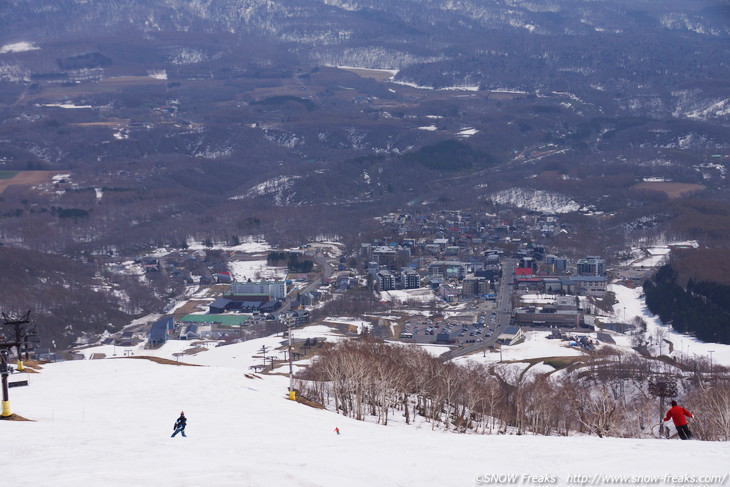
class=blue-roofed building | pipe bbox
[181,324,200,340]
[260,300,281,313]
[148,316,174,347]
[209,298,233,314]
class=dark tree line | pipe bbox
[266,252,313,273]
[644,264,730,345]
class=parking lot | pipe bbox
[399,309,498,347]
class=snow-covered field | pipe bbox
[632,247,671,268]
[322,317,371,334]
[457,330,587,366]
[186,238,273,254]
[622,241,698,268]
[228,259,287,282]
[380,288,438,304]
[6,330,729,487]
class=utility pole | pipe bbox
[258,344,271,365]
[288,316,295,400]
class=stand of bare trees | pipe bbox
[296,338,730,440]
[686,382,730,441]
[297,339,510,432]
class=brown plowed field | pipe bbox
[0,171,58,193]
[630,182,705,199]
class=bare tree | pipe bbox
[687,382,730,441]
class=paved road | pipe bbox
[273,251,333,319]
[495,258,516,329]
[273,278,321,319]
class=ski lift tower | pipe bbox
[1,310,36,418]
[648,376,678,437]
[282,312,295,401]
[2,311,35,370]
[0,349,11,417]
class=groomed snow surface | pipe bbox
[6,331,729,487]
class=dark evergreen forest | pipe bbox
[644,264,730,345]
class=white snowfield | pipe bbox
[611,283,730,366]
[228,259,287,282]
[5,336,728,487]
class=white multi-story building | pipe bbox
[231,280,288,299]
[377,270,396,291]
[428,261,468,279]
[401,269,421,289]
[576,256,605,276]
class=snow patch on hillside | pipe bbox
[672,91,730,121]
[659,13,725,36]
[457,127,479,138]
[168,47,208,64]
[148,70,167,80]
[488,188,580,213]
[683,98,730,121]
[184,236,272,254]
[314,47,442,70]
[194,146,233,159]
[509,17,537,32]
[262,129,301,149]
[231,176,302,206]
[0,41,40,53]
[440,85,480,92]
[0,63,30,82]
[391,79,434,90]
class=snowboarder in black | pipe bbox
[172,411,187,438]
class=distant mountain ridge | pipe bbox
[3,0,728,41]
[3,0,728,107]
[0,0,728,350]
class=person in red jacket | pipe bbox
[664,400,693,440]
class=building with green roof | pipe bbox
[179,314,250,328]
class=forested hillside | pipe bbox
[644,250,730,344]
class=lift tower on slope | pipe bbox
[1,310,37,418]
